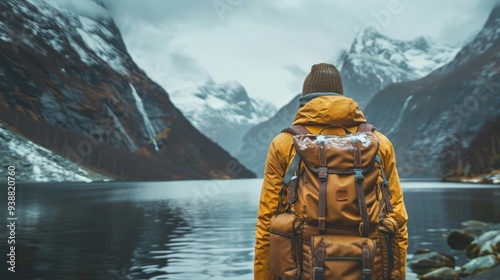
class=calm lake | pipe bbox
[1,179,499,280]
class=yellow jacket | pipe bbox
[254,95,408,279]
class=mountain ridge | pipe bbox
[0,0,255,180]
[170,79,276,156]
[339,26,461,108]
[363,5,500,178]
[237,27,461,177]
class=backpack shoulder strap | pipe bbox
[282,125,312,135]
[280,125,310,187]
[358,123,394,214]
[357,123,376,133]
[280,125,309,187]
[273,125,310,215]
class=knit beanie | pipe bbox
[302,63,344,96]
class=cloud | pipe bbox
[437,0,499,44]
[284,64,307,80]
[477,0,500,11]
[144,51,213,93]
[168,52,211,82]
[102,0,497,108]
[45,0,110,19]
[103,0,217,25]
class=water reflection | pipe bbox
[130,195,256,279]
[0,180,498,280]
[403,184,500,266]
[1,180,260,280]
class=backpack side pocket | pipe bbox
[269,213,304,279]
[378,216,402,279]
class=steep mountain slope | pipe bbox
[170,80,276,156]
[0,123,110,182]
[339,27,460,108]
[363,5,500,178]
[237,94,300,175]
[237,28,459,177]
[0,0,254,180]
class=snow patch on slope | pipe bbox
[0,123,95,182]
[15,0,130,74]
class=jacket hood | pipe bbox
[293,95,367,126]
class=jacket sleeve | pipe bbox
[377,132,409,277]
[254,135,288,280]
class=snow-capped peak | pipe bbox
[339,27,462,107]
[349,27,460,78]
[2,0,131,74]
[171,79,275,125]
[170,79,276,156]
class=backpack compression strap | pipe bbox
[354,123,375,237]
[353,139,370,237]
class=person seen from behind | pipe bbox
[254,63,408,279]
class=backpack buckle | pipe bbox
[318,167,328,181]
[362,268,372,280]
[354,168,364,182]
[313,267,324,280]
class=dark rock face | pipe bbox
[0,0,254,180]
[363,5,500,178]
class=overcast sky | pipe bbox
[103,0,498,108]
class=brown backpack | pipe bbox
[269,124,402,280]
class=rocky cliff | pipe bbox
[363,5,500,178]
[0,0,255,180]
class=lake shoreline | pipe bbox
[466,264,500,279]
[3,180,498,279]
[443,169,500,184]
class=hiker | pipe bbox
[254,63,408,279]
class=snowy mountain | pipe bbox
[363,5,500,178]
[236,28,460,176]
[170,80,276,156]
[0,0,255,180]
[338,27,461,108]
